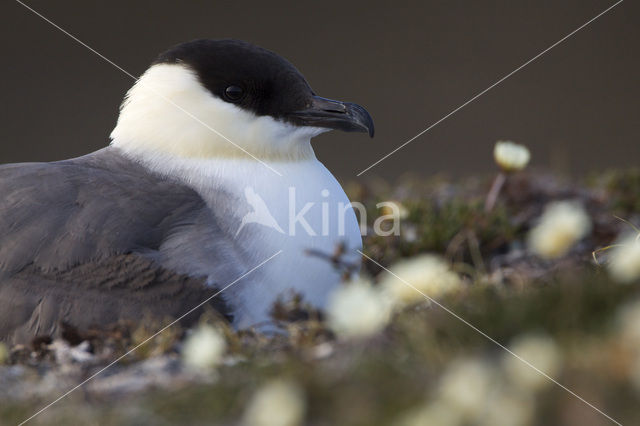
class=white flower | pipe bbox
[242,379,305,426]
[503,333,561,391]
[439,358,494,417]
[50,339,94,364]
[493,141,530,172]
[327,277,392,339]
[608,234,640,283]
[380,255,462,307]
[182,324,226,369]
[528,201,591,259]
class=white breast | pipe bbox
[136,155,362,328]
[227,160,362,328]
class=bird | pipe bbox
[0,39,374,344]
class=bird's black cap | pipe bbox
[154,39,374,137]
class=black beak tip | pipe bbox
[366,119,375,138]
[347,102,374,138]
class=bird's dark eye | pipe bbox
[224,85,244,102]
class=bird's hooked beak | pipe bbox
[288,96,375,137]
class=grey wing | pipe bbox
[0,152,200,274]
[0,149,239,344]
[2,255,228,345]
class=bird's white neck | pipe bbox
[110,63,327,163]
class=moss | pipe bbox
[364,196,516,268]
[3,171,640,425]
[595,168,640,214]
[4,273,640,425]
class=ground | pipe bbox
[1,168,640,425]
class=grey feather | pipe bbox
[0,147,237,344]
[1,254,227,345]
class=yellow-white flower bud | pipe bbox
[493,141,530,172]
[528,201,591,259]
[608,234,640,283]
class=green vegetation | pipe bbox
[2,170,640,426]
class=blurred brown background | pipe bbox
[1,0,637,180]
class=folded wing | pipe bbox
[0,148,235,344]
